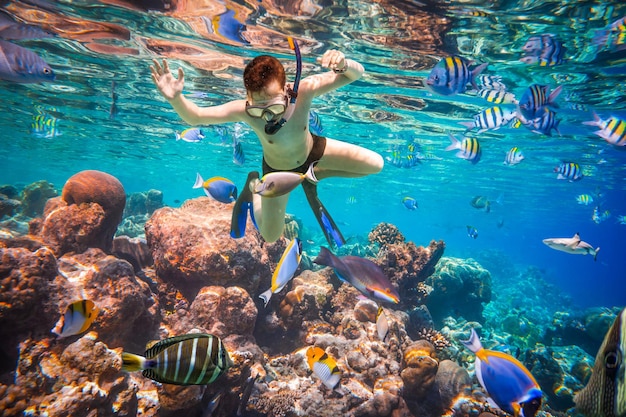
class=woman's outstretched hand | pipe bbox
[150,59,185,101]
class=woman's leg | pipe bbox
[314,138,384,179]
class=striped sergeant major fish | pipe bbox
[583,112,626,146]
[122,333,233,385]
[575,307,626,417]
[504,147,525,165]
[459,106,517,133]
[445,133,481,164]
[426,55,488,96]
[554,162,583,182]
[478,88,518,104]
[518,84,562,120]
[593,16,626,53]
[527,108,561,136]
[520,34,566,66]
[476,74,506,91]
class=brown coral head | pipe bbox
[417,327,451,352]
[368,222,405,247]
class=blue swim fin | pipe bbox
[302,181,345,249]
[230,171,259,238]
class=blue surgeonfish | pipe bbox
[259,238,302,307]
[313,247,399,304]
[462,328,543,417]
[306,346,341,389]
[542,232,600,261]
[402,197,418,210]
[575,307,626,417]
[467,225,478,239]
[426,55,487,96]
[193,174,237,203]
[176,127,205,142]
[122,333,233,385]
[51,299,99,338]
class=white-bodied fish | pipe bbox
[542,233,600,261]
[306,346,341,389]
[376,306,389,341]
[51,299,99,338]
[254,163,318,197]
[259,238,302,307]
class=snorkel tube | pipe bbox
[265,37,301,135]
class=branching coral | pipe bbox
[418,327,452,352]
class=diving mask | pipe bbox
[245,95,288,121]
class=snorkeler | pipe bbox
[150,40,384,245]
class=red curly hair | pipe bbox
[243,55,286,95]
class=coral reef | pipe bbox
[0,172,607,417]
[426,257,492,325]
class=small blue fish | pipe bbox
[402,197,418,210]
[426,56,488,96]
[592,206,611,224]
[554,162,583,182]
[616,215,626,225]
[0,39,55,83]
[259,238,302,307]
[193,173,237,203]
[518,84,562,120]
[445,133,481,164]
[466,225,478,239]
[176,128,205,143]
[504,147,524,165]
[462,328,543,417]
[314,247,399,304]
[232,140,245,165]
[308,110,324,136]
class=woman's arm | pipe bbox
[151,59,244,126]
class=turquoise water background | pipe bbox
[1,0,625,309]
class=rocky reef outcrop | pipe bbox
[426,257,492,325]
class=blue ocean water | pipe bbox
[1,0,625,311]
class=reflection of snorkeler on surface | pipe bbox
[150,39,384,246]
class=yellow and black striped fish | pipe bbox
[445,133,482,164]
[478,88,517,104]
[122,333,233,385]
